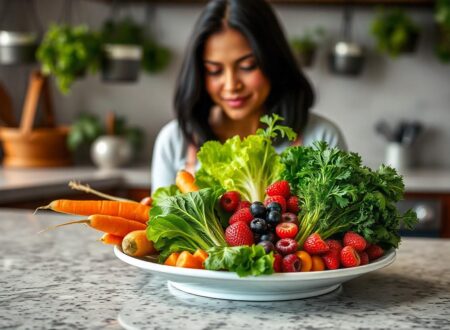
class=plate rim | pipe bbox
[114,246,396,281]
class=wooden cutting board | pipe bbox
[0,82,16,127]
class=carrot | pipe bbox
[39,214,146,237]
[193,248,208,268]
[176,251,203,269]
[100,233,123,245]
[122,230,156,257]
[164,252,180,266]
[36,200,150,223]
[175,170,199,193]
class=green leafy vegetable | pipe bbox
[147,188,227,260]
[151,185,181,206]
[196,114,296,202]
[205,245,274,277]
[281,141,417,249]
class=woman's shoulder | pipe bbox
[303,113,347,149]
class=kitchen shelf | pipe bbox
[93,0,434,6]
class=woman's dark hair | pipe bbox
[174,0,315,146]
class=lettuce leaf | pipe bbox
[205,245,274,277]
[147,188,227,260]
[195,114,296,202]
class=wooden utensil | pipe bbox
[0,82,17,127]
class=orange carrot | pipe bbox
[36,200,150,223]
[176,251,203,269]
[122,230,156,257]
[40,214,146,237]
[175,170,199,193]
[164,252,180,266]
[193,249,208,268]
[100,233,123,245]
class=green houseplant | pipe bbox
[290,28,324,68]
[370,8,420,58]
[435,0,450,63]
[37,24,101,94]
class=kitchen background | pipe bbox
[0,0,449,170]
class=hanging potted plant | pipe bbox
[290,27,324,68]
[142,39,171,74]
[435,0,450,63]
[100,18,144,82]
[0,30,38,65]
[36,24,101,94]
[370,8,420,58]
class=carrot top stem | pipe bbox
[68,181,135,203]
[38,219,90,234]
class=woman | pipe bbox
[151,0,346,192]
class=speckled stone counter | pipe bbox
[1,209,449,330]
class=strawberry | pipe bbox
[219,191,241,212]
[237,200,251,210]
[322,251,340,270]
[358,251,369,265]
[264,195,287,213]
[325,239,343,254]
[366,244,384,261]
[275,222,298,239]
[303,233,329,255]
[266,180,291,198]
[225,222,254,246]
[273,253,283,272]
[343,231,367,252]
[340,246,361,268]
[286,196,300,213]
[229,208,253,225]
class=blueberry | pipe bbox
[266,210,281,226]
[260,232,276,243]
[257,241,275,254]
[266,202,282,213]
[250,218,268,234]
[250,202,266,218]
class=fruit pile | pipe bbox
[219,180,385,273]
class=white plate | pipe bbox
[114,246,396,301]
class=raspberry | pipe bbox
[229,208,253,225]
[340,246,361,268]
[275,222,298,239]
[358,251,369,265]
[264,195,286,213]
[282,254,301,272]
[275,238,298,255]
[303,233,330,255]
[266,180,291,198]
[273,253,283,272]
[366,244,384,261]
[225,222,254,247]
[322,251,340,270]
[219,191,241,212]
[325,239,343,254]
[286,196,300,213]
[343,232,367,252]
[237,200,251,210]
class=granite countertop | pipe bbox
[0,209,449,329]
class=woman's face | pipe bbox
[203,28,271,122]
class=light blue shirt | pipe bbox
[151,113,347,192]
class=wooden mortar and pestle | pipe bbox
[0,70,71,167]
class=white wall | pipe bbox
[1,1,449,170]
